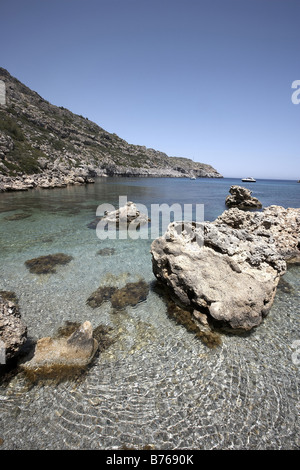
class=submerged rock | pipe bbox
[25,253,73,274]
[87,217,101,229]
[4,212,32,221]
[21,321,98,382]
[151,219,286,332]
[96,247,116,256]
[93,324,115,353]
[0,293,27,362]
[225,185,262,209]
[86,286,117,309]
[277,276,295,294]
[86,279,149,310]
[0,290,19,304]
[166,294,222,348]
[110,280,149,309]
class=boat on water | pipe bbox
[190,176,196,180]
[241,177,256,182]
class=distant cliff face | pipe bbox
[0,68,222,183]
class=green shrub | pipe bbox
[0,114,25,141]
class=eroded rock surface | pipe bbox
[21,321,98,380]
[151,215,288,332]
[225,185,262,209]
[215,205,300,262]
[0,293,27,362]
[88,201,150,230]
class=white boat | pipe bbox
[190,176,196,180]
[241,177,256,182]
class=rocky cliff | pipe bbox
[0,68,222,191]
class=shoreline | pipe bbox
[0,169,223,193]
[1,172,297,194]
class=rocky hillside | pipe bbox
[0,67,222,190]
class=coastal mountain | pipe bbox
[0,67,222,188]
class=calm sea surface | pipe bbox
[0,177,299,449]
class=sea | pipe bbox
[0,177,299,450]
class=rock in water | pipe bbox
[86,286,117,309]
[102,201,150,227]
[0,293,27,362]
[110,280,149,309]
[86,280,149,310]
[151,220,286,332]
[71,322,98,358]
[24,253,73,274]
[21,321,98,381]
[225,185,262,209]
[88,201,150,230]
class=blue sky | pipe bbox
[1,0,299,179]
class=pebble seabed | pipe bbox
[0,205,299,450]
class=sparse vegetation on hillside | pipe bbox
[0,67,223,179]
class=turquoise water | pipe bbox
[0,177,299,450]
[1,176,298,222]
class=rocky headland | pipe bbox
[0,67,222,192]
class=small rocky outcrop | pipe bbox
[151,214,289,332]
[225,185,262,209]
[0,293,27,362]
[21,321,98,381]
[101,201,150,228]
[88,201,150,230]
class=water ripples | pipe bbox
[1,290,299,450]
[0,179,299,449]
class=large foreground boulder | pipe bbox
[151,217,287,332]
[0,293,27,362]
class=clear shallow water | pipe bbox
[0,177,299,450]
